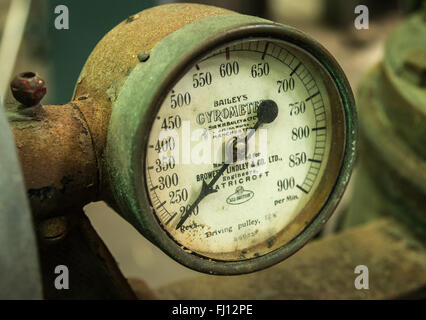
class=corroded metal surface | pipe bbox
[73,4,234,156]
[7,99,138,298]
[156,219,426,299]
[10,72,46,108]
[9,101,98,220]
[38,211,137,300]
[9,4,237,214]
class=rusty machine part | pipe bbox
[341,11,426,234]
[10,72,46,108]
[4,3,357,297]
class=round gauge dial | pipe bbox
[145,39,346,261]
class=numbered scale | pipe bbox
[106,7,357,274]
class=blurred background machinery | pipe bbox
[341,11,426,234]
[0,0,425,299]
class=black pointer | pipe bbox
[175,99,279,230]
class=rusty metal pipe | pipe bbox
[9,101,98,220]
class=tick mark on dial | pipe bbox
[308,158,321,163]
[312,126,326,131]
[305,91,319,101]
[165,213,177,226]
[156,201,166,209]
[296,185,309,194]
[262,42,270,60]
[290,62,301,76]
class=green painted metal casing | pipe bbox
[342,13,426,236]
[104,11,357,274]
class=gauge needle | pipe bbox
[175,99,279,230]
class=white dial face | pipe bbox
[145,39,337,261]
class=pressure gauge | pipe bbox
[104,6,356,275]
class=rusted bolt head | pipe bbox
[10,72,46,107]
[126,14,139,23]
[39,216,68,242]
[138,51,150,62]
